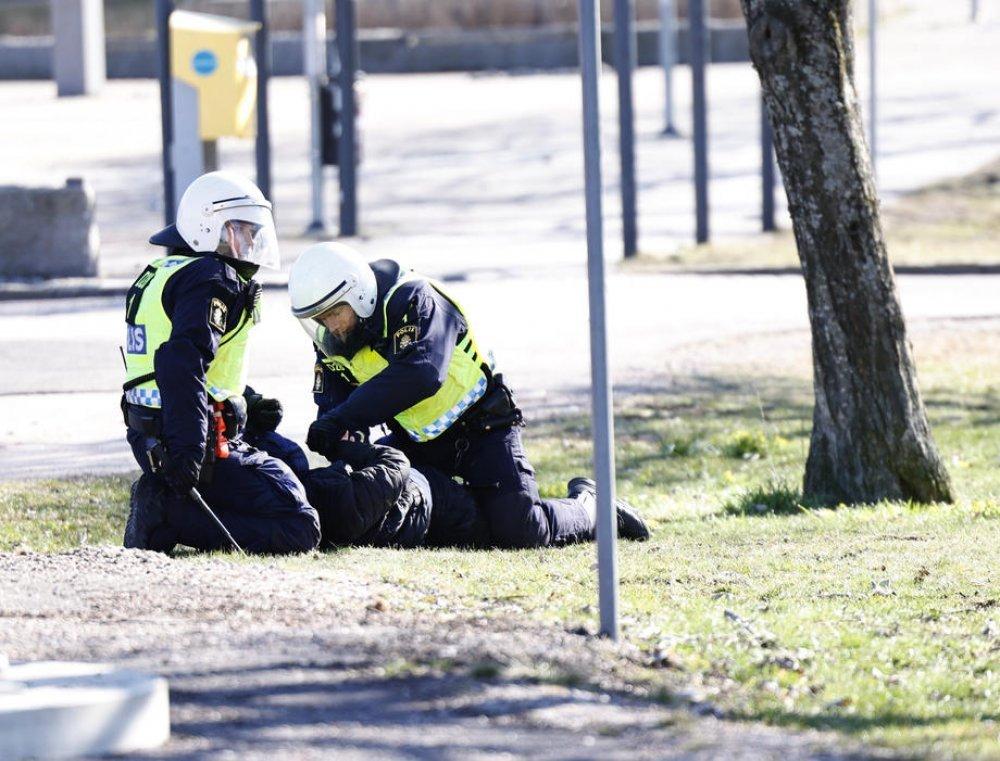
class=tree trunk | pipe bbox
[739,0,952,505]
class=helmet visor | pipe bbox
[215,204,279,269]
[298,318,345,359]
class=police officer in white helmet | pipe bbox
[288,243,649,549]
[121,171,320,555]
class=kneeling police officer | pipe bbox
[121,171,320,555]
[287,243,649,549]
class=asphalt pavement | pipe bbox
[1,270,997,480]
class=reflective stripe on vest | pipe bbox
[123,255,256,409]
[321,271,494,442]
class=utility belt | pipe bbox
[455,373,523,437]
[121,395,246,482]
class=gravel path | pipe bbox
[0,547,888,759]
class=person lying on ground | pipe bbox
[251,428,649,551]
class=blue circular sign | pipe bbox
[191,50,218,76]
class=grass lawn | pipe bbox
[632,157,1000,272]
[2,322,998,758]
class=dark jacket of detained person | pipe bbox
[304,439,487,549]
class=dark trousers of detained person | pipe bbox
[125,427,320,554]
[378,424,594,549]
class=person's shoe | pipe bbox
[123,474,174,552]
[614,498,650,541]
[567,477,596,499]
[566,477,651,542]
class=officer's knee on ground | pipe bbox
[477,483,552,549]
[279,509,321,554]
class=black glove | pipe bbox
[328,438,376,467]
[160,452,201,496]
[306,415,347,457]
[244,389,283,435]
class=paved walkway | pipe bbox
[1,270,997,480]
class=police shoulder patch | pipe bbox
[313,364,325,394]
[393,324,419,354]
[209,297,228,333]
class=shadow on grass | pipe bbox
[530,374,815,441]
[721,481,814,517]
[730,706,1000,738]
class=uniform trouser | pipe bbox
[379,425,595,550]
[127,429,320,554]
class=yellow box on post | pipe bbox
[170,10,260,140]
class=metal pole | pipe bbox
[577,0,620,641]
[155,0,175,224]
[250,0,272,200]
[657,0,678,135]
[613,0,638,259]
[304,0,327,232]
[868,0,877,180]
[336,0,358,236]
[761,95,776,232]
[971,0,979,22]
[690,0,709,243]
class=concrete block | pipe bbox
[0,661,169,760]
[0,179,100,279]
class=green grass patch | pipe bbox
[0,475,131,552]
[3,348,1000,757]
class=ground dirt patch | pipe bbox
[0,547,874,759]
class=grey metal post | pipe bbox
[155,0,175,224]
[51,0,106,96]
[868,0,877,180]
[250,0,273,200]
[336,0,359,236]
[304,0,328,232]
[690,0,709,243]
[761,95,776,232]
[577,0,620,641]
[613,0,638,259]
[657,0,678,135]
[971,0,979,22]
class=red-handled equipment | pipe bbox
[212,401,230,459]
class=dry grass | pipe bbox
[634,158,1000,272]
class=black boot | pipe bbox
[123,474,176,553]
[567,478,650,541]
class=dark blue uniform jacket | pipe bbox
[312,259,467,432]
[145,227,259,466]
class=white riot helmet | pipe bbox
[289,242,378,357]
[289,242,377,320]
[175,171,279,269]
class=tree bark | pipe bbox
[740,0,952,505]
